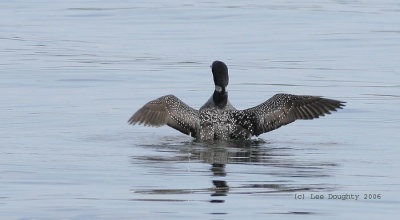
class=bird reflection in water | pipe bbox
[200,141,260,203]
[211,162,228,202]
[132,138,337,203]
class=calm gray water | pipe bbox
[1,0,399,219]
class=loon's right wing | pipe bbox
[241,93,345,136]
[128,95,199,137]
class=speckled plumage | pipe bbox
[129,61,345,141]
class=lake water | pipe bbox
[1,0,399,219]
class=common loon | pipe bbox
[129,61,344,141]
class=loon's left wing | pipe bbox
[128,95,199,137]
[240,93,345,136]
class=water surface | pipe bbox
[1,0,399,219]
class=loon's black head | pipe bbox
[211,61,229,89]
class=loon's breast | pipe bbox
[197,98,252,140]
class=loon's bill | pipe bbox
[129,61,345,141]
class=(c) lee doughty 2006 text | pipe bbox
[294,193,382,201]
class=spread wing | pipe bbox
[128,95,199,137]
[240,93,345,136]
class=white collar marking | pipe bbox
[215,85,227,92]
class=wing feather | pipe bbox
[241,93,345,136]
[128,95,199,137]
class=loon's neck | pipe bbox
[213,85,228,108]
